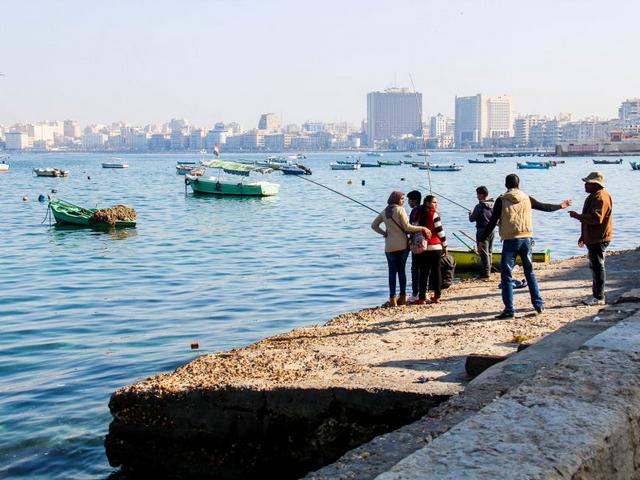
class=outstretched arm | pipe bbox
[530,196,572,212]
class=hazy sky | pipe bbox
[1,0,638,128]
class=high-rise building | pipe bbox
[366,88,422,147]
[63,120,80,138]
[430,114,447,138]
[619,99,640,123]
[5,131,31,150]
[258,113,280,133]
[455,94,512,147]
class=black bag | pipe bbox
[440,253,456,289]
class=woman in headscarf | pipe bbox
[372,191,431,306]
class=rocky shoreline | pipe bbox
[105,248,639,478]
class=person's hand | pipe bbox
[560,199,572,209]
[568,210,580,219]
[442,247,448,256]
[578,239,584,248]
[422,227,432,239]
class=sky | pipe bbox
[1,0,638,128]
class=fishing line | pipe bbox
[409,73,432,194]
[295,175,379,214]
[419,185,471,212]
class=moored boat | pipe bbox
[468,158,497,164]
[189,160,280,196]
[378,160,402,166]
[631,161,640,171]
[33,167,69,177]
[365,152,383,157]
[49,198,136,228]
[451,248,550,270]
[102,159,129,168]
[517,161,550,169]
[592,158,623,165]
[330,162,361,170]
[419,163,463,171]
[360,161,381,167]
[281,165,311,175]
[176,163,201,175]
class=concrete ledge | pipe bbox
[376,311,640,480]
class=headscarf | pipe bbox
[385,191,404,218]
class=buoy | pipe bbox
[190,342,200,350]
[87,176,91,180]
[51,189,57,193]
[38,194,46,202]
[22,196,28,202]
[347,179,352,185]
[361,180,366,186]
[400,177,406,181]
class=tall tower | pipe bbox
[366,88,422,147]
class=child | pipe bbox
[468,186,495,279]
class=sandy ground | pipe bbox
[128,248,639,398]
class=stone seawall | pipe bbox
[105,249,640,478]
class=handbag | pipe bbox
[410,232,428,254]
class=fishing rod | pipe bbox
[419,185,471,213]
[295,175,379,214]
[409,73,432,194]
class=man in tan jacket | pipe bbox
[569,171,613,306]
[480,174,571,319]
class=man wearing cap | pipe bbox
[569,172,613,306]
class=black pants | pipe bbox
[476,230,494,277]
[411,252,420,296]
[416,250,442,299]
[586,242,609,300]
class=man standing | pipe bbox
[481,174,571,319]
[469,186,495,279]
[568,172,613,306]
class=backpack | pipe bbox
[440,253,456,289]
[410,232,428,254]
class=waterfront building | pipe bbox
[170,128,189,150]
[562,119,610,141]
[430,113,447,139]
[204,129,227,150]
[149,133,170,151]
[264,133,292,151]
[5,131,31,150]
[63,120,80,139]
[189,129,204,151]
[455,94,484,147]
[485,95,512,140]
[81,133,108,150]
[619,98,640,123]
[366,88,422,147]
[302,121,323,133]
[258,113,280,133]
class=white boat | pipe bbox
[102,159,129,168]
[419,163,463,171]
[0,164,9,172]
[33,167,69,177]
[330,162,361,170]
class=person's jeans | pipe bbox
[385,249,410,297]
[476,230,494,277]
[586,242,609,300]
[500,238,543,314]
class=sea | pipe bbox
[0,151,638,478]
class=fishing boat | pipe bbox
[631,161,640,171]
[188,159,280,196]
[451,248,551,270]
[49,198,136,228]
[33,167,69,177]
[366,152,383,157]
[281,165,311,175]
[593,158,623,165]
[336,159,360,165]
[419,163,463,171]
[468,158,497,164]
[517,161,550,169]
[330,162,361,170]
[176,162,200,175]
[102,158,129,168]
[378,160,402,166]
[360,161,381,167]
[0,154,8,171]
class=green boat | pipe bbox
[450,248,550,271]
[49,199,136,228]
[188,160,280,197]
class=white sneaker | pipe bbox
[582,297,605,306]
[408,295,418,303]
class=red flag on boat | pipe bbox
[213,144,220,157]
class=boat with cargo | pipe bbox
[188,160,280,196]
[33,167,69,177]
[49,198,136,228]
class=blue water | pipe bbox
[0,152,637,478]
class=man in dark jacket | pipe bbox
[469,185,494,279]
[569,171,613,306]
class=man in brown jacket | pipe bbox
[569,171,613,306]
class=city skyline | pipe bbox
[2,0,639,126]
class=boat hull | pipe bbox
[49,199,136,228]
[188,176,280,196]
[102,163,129,168]
[517,162,550,169]
[451,249,551,270]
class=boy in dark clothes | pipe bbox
[407,190,422,302]
[468,186,495,279]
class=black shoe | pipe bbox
[495,311,515,319]
[474,274,490,280]
[534,306,544,315]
